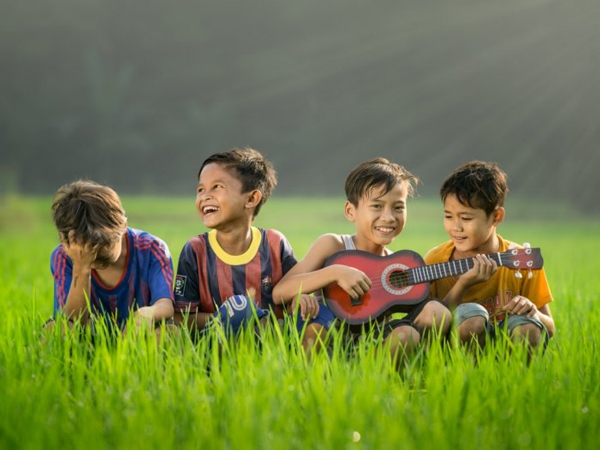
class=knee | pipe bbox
[302,322,326,345]
[457,316,487,342]
[387,325,421,352]
[415,301,452,334]
[511,323,542,347]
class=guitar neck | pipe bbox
[408,252,506,285]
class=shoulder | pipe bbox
[424,240,454,263]
[262,228,289,242]
[129,228,167,248]
[497,235,519,251]
[50,244,69,270]
[129,228,172,258]
[260,228,295,254]
[51,244,66,259]
[179,233,209,258]
[305,233,346,261]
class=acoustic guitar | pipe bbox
[323,247,543,325]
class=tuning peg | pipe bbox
[528,270,533,279]
[523,242,531,248]
[515,270,523,279]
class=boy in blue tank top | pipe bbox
[273,158,451,368]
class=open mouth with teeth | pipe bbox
[375,226,395,234]
[202,206,219,216]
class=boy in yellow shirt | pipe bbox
[424,161,555,351]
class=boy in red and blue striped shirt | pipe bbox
[48,180,174,333]
[174,148,334,346]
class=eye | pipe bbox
[395,205,405,212]
[371,204,382,210]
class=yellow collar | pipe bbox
[208,227,262,266]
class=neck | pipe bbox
[354,235,388,256]
[215,226,253,255]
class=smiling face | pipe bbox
[345,181,409,254]
[443,193,504,256]
[195,163,260,231]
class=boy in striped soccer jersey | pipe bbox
[48,180,174,333]
[174,147,334,347]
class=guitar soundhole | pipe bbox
[381,263,413,296]
[389,270,409,288]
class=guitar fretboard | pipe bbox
[391,252,513,287]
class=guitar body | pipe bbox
[323,250,430,325]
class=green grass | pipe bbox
[1,195,599,449]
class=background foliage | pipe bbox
[1,0,600,213]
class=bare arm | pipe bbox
[61,233,99,323]
[272,234,371,304]
[135,298,174,321]
[174,311,213,331]
[502,298,555,338]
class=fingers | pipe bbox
[340,268,371,299]
[502,295,537,317]
[299,295,319,320]
[471,254,497,279]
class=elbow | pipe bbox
[271,289,285,305]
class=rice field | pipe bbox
[1,195,599,449]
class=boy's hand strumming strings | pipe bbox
[333,265,372,300]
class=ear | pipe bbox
[344,201,356,222]
[492,207,505,226]
[245,190,263,210]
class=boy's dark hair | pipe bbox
[345,157,418,205]
[198,147,277,217]
[440,160,508,216]
[51,180,127,248]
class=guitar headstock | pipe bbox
[500,247,544,270]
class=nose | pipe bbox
[451,219,463,232]
[381,206,395,222]
[198,190,212,202]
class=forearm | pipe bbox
[63,267,93,322]
[442,280,470,310]
[175,311,213,330]
[273,266,339,304]
[535,305,555,338]
[147,298,174,321]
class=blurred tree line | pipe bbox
[1,0,599,213]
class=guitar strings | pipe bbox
[335,250,536,292]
